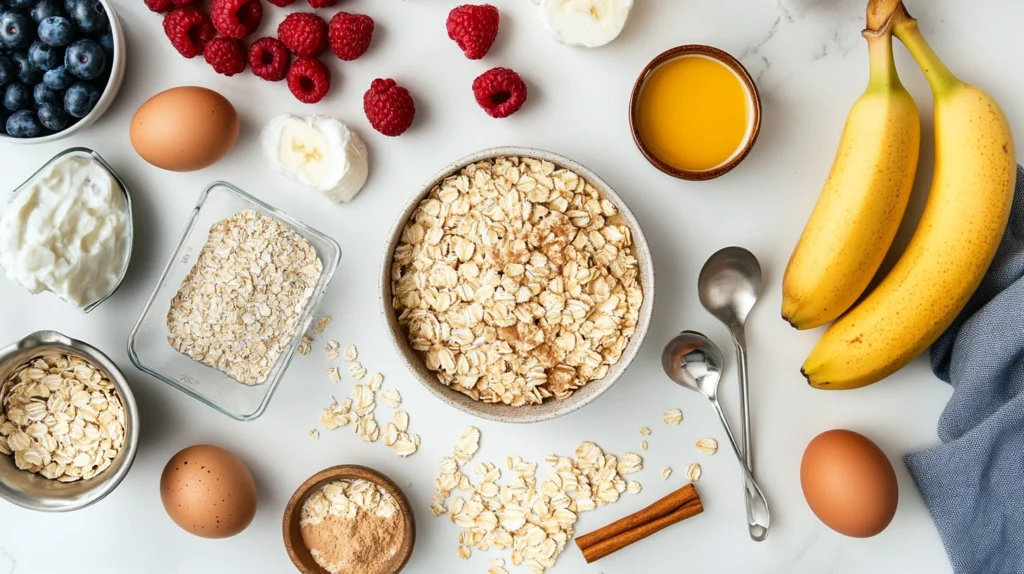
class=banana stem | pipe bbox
[891,11,960,94]
[864,29,903,92]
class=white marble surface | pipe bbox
[1,0,1021,572]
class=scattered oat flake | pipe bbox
[326,350,339,361]
[489,568,509,574]
[641,440,648,451]
[686,463,702,482]
[626,481,642,494]
[663,408,683,426]
[381,388,402,408]
[491,558,505,568]
[348,362,367,380]
[393,436,418,457]
[696,438,718,455]
[661,466,673,480]
[458,546,471,559]
[369,372,384,391]
[344,345,358,362]
[393,411,409,432]
[309,429,320,440]
[639,427,651,436]
[325,367,340,382]
[297,343,311,356]
[312,316,331,335]
[326,339,340,350]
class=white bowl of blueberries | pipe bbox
[0,0,124,142]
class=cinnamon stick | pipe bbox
[581,498,704,563]
[575,483,698,551]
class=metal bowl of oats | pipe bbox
[0,330,139,512]
[381,148,654,423]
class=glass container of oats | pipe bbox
[128,182,340,421]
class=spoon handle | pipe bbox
[731,329,764,541]
[709,397,771,541]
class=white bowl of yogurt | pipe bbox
[0,147,133,312]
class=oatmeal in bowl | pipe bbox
[381,148,654,423]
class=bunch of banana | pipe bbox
[785,0,1017,390]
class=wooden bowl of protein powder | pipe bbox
[283,465,415,574]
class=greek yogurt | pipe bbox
[0,153,130,308]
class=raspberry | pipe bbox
[146,0,174,13]
[363,78,415,137]
[163,6,216,59]
[307,0,335,7]
[248,37,289,81]
[328,12,373,61]
[287,57,330,103]
[210,0,263,39]
[277,12,327,58]
[472,67,527,118]
[265,0,294,6]
[446,4,499,60]
[204,37,247,76]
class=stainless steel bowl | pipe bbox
[0,331,140,512]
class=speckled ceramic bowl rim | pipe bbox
[380,147,655,424]
[282,465,416,574]
[629,44,762,181]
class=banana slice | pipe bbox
[260,114,369,204]
[539,0,634,48]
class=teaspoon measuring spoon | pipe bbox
[698,247,767,541]
[662,331,770,541]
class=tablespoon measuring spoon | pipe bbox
[662,331,770,541]
[698,247,767,541]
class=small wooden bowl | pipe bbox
[629,45,762,181]
[283,465,416,574]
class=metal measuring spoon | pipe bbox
[697,247,766,540]
[662,331,770,541]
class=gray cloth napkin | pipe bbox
[905,164,1024,574]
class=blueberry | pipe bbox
[0,9,33,49]
[30,0,63,23]
[65,0,104,35]
[41,63,69,89]
[96,29,112,54]
[38,15,72,46]
[63,38,102,79]
[9,50,41,83]
[63,80,95,117]
[7,0,35,9]
[6,108,42,136]
[3,81,30,110]
[36,101,68,131]
[28,40,61,70]
[0,110,8,135]
[0,54,13,85]
[33,81,55,104]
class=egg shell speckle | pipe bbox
[800,429,899,538]
[160,444,258,539]
[130,86,239,172]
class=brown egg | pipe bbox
[130,86,239,172]
[800,429,898,538]
[160,445,258,539]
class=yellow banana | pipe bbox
[782,14,920,330]
[803,1,1017,390]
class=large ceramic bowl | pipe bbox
[380,147,655,423]
[0,0,126,144]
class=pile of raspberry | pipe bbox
[446,4,527,119]
[150,0,374,104]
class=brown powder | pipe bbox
[301,507,403,574]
